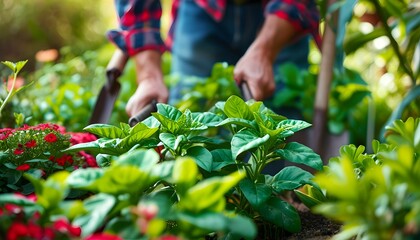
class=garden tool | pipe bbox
[306,0,348,165]
[89,49,128,124]
[239,80,253,101]
[128,99,158,127]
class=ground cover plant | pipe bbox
[312,117,420,239]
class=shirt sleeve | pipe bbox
[107,0,166,56]
[265,0,321,48]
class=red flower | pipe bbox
[53,218,81,237]
[44,133,57,143]
[25,139,37,148]
[14,148,24,155]
[16,164,30,171]
[27,222,43,239]
[85,233,123,240]
[159,235,182,240]
[79,151,98,167]
[55,157,66,166]
[4,203,22,214]
[0,128,12,140]
[70,132,97,145]
[55,154,73,166]
[7,222,30,240]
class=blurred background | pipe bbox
[0,0,418,149]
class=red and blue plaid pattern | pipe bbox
[108,0,320,56]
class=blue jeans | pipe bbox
[170,0,310,117]
[171,0,310,175]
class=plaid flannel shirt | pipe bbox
[108,0,321,56]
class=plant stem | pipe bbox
[371,0,416,85]
[0,72,17,116]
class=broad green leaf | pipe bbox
[216,118,256,129]
[152,113,182,134]
[29,172,70,210]
[294,184,327,209]
[275,142,323,170]
[151,161,175,180]
[59,200,86,220]
[64,138,125,155]
[67,168,104,191]
[313,157,359,200]
[193,112,224,127]
[211,149,236,171]
[96,166,155,194]
[83,124,126,138]
[114,148,160,170]
[74,193,116,237]
[172,157,198,196]
[254,113,284,137]
[225,214,257,240]
[256,197,301,233]
[271,166,314,193]
[231,130,270,159]
[180,171,245,212]
[189,136,228,148]
[120,122,131,135]
[177,211,227,231]
[239,178,272,208]
[160,133,177,150]
[224,95,253,120]
[187,146,213,172]
[156,103,183,120]
[277,119,311,133]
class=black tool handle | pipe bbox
[128,100,158,127]
[106,50,129,89]
[239,81,253,101]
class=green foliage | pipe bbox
[0,60,30,119]
[174,63,242,112]
[63,95,322,237]
[272,63,371,136]
[313,117,420,239]
[0,0,113,67]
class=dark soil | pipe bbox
[286,208,341,240]
[253,192,342,239]
[285,194,342,240]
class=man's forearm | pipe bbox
[249,15,297,63]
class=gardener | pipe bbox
[108,0,321,118]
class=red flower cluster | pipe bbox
[49,154,74,167]
[69,132,97,145]
[44,133,58,143]
[1,194,81,240]
[0,128,13,140]
[0,123,98,171]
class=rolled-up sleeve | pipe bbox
[265,0,321,47]
[107,0,166,56]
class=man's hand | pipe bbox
[234,47,275,101]
[234,15,297,101]
[125,50,168,117]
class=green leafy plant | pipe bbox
[272,63,371,137]
[65,96,323,237]
[313,117,420,239]
[0,149,256,239]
